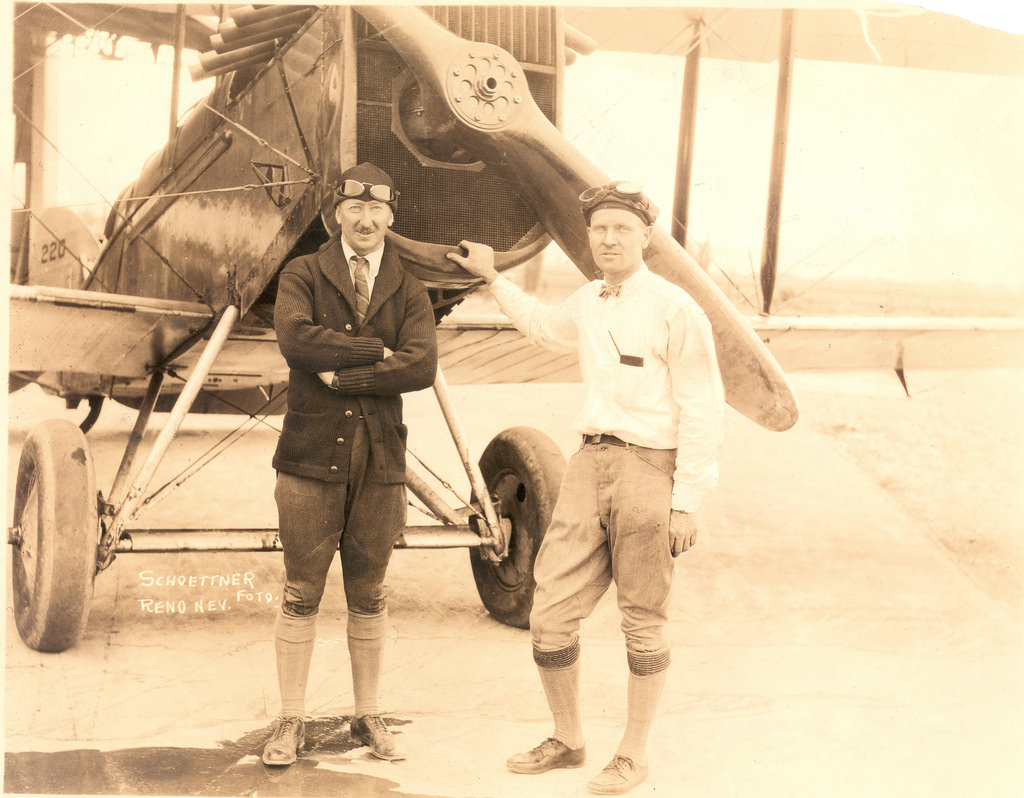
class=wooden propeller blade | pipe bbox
[356,6,798,432]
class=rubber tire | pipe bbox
[470,426,566,628]
[12,419,98,652]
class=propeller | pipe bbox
[385,224,551,288]
[357,6,798,432]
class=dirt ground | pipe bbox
[794,367,1023,613]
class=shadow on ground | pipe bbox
[2,716,444,797]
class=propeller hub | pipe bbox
[446,47,527,131]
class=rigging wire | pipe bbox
[133,385,286,517]
[10,178,316,214]
[11,102,212,306]
[7,192,116,293]
[407,448,470,508]
[773,229,894,312]
[200,102,318,177]
[13,4,127,82]
[568,11,733,147]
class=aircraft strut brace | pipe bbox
[431,365,511,563]
[97,305,240,571]
[98,320,508,565]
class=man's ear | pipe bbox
[641,225,654,248]
[333,204,343,225]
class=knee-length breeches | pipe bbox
[529,441,676,654]
[274,423,405,617]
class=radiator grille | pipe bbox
[356,6,558,68]
[422,5,556,66]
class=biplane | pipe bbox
[8,3,1022,655]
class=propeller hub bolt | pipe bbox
[446,44,528,131]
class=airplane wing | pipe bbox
[757,316,1024,372]
[435,313,1024,385]
[8,284,213,377]
[13,282,1019,403]
[12,2,218,52]
[564,5,1024,76]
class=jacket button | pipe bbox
[345,410,353,418]
[329,465,338,474]
[345,323,353,331]
[336,437,345,445]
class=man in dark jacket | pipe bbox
[262,162,438,766]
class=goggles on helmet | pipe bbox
[578,181,649,211]
[578,181,657,225]
[336,180,399,203]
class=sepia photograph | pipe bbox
[5,2,1023,796]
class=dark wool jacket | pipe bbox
[272,236,438,484]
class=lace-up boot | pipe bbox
[262,716,305,766]
[351,714,406,760]
[506,737,586,774]
[587,754,649,794]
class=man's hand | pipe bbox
[446,240,498,283]
[669,510,698,557]
[317,348,393,387]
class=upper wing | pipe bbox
[8,284,213,377]
[13,3,217,52]
[564,6,1024,77]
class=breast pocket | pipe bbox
[609,329,655,409]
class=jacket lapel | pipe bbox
[318,237,358,312]
[363,244,403,322]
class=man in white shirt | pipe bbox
[448,182,724,795]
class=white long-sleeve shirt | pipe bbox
[488,264,725,512]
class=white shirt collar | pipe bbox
[599,263,649,297]
[340,237,384,278]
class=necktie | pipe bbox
[351,255,370,322]
[598,282,621,299]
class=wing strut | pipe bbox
[671,21,702,249]
[97,306,239,571]
[432,365,507,562]
[167,5,186,148]
[107,370,166,510]
[759,8,795,313]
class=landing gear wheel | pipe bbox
[11,419,98,652]
[471,426,566,628]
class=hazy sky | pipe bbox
[39,4,1024,290]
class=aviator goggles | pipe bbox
[335,179,400,204]
[578,181,655,224]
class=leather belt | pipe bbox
[582,433,629,447]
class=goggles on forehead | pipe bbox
[578,181,650,210]
[336,180,399,203]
